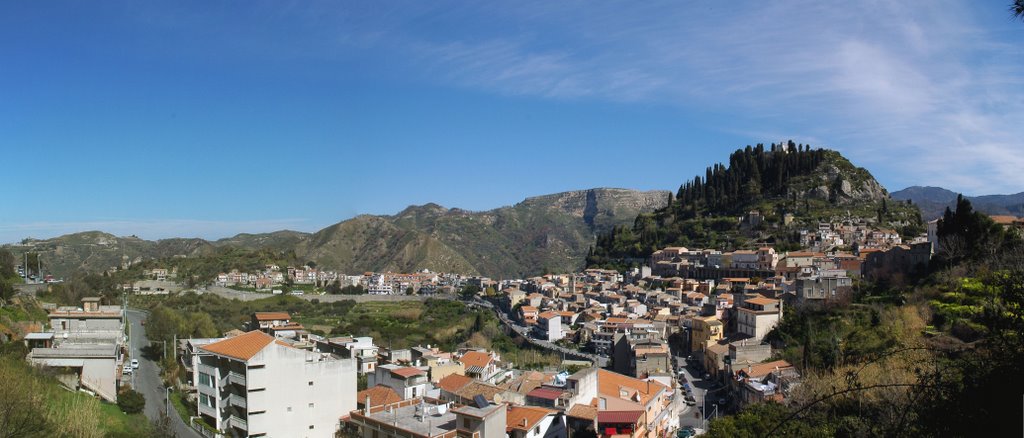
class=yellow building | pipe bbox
[690,316,723,353]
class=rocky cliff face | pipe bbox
[799,153,889,205]
[518,188,670,232]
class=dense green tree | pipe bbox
[187,311,219,338]
[146,305,186,345]
[0,249,15,279]
[117,389,146,414]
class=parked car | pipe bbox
[131,359,140,369]
[290,290,304,295]
[122,365,133,375]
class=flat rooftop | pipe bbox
[31,343,118,358]
[356,400,457,437]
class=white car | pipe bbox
[131,359,140,369]
[123,365,133,375]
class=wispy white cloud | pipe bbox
[378,0,1024,194]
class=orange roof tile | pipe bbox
[740,360,794,378]
[253,312,290,321]
[200,330,275,361]
[745,297,779,306]
[437,373,474,393]
[566,404,598,420]
[460,351,493,368]
[390,367,426,378]
[596,369,666,407]
[357,385,402,408]
[506,406,555,432]
[990,215,1019,225]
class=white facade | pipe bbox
[29,299,125,402]
[195,332,357,438]
[366,365,429,400]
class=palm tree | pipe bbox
[1014,0,1024,20]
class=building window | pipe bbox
[287,407,292,412]
[199,393,215,408]
[534,426,540,435]
[198,372,213,387]
[308,403,314,408]
[463,418,471,429]
[308,425,314,430]
[308,381,313,386]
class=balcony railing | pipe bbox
[228,393,247,409]
[228,371,246,386]
[228,415,247,430]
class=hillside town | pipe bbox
[7,212,992,438]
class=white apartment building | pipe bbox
[194,330,357,437]
[367,364,429,400]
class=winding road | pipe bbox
[126,308,202,438]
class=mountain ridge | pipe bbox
[6,187,668,279]
[892,186,1024,220]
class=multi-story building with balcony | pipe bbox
[193,330,357,437]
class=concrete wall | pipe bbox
[250,344,357,437]
[81,357,118,402]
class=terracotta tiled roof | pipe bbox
[566,404,598,420]
[745,297,779,306]
[390,367,425,378]
[200,330,275,361]
[357,385,402,408]
[538,310,559,319]
[454,381,505,401]
[460,351,492,368]
[990,215,1020,225]
[740,360,794,378]
[526,387,564,400]
[253,312,290,321]
[596,410,643,424]
[506,406,555,432]
[437,373,473,393]
[597,369,666,407]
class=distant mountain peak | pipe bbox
[893,186,1024,220]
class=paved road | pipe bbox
[474,297,609,367]
[202,285,449,303]
[127,309,202,438]
[676,356,726,432]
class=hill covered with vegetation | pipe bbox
[702,197,1024,437]
[7,188,667,279]
[587,142,922,268]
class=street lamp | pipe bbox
[702,385,728,430]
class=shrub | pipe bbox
[117,389,146,414]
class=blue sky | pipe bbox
[2,1,1022,243]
